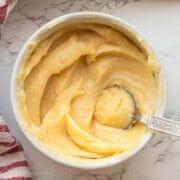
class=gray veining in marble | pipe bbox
[1,0,180,179]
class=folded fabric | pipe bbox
[0,115,32,180]
[0,0,18,35]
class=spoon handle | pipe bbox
[140,115,180,137]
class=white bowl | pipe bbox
[11,12,167,170]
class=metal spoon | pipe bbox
[133,114,180,137]
[104,86,180,136]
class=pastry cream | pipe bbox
[18,23,159,158]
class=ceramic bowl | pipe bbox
[11,12,167,170]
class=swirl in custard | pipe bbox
[18,23,158,158]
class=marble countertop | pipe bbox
[1,0,180,179]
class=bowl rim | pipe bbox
[10,11,167,170]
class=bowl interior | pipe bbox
[11,12,166,170]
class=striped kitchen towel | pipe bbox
[0,0,18,35]
[0,115,32,180]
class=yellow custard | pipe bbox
[18,23,159,158]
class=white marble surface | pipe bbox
[1,0,180,179]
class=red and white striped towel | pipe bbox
[0,115,32,180]
[0,0,18,35]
